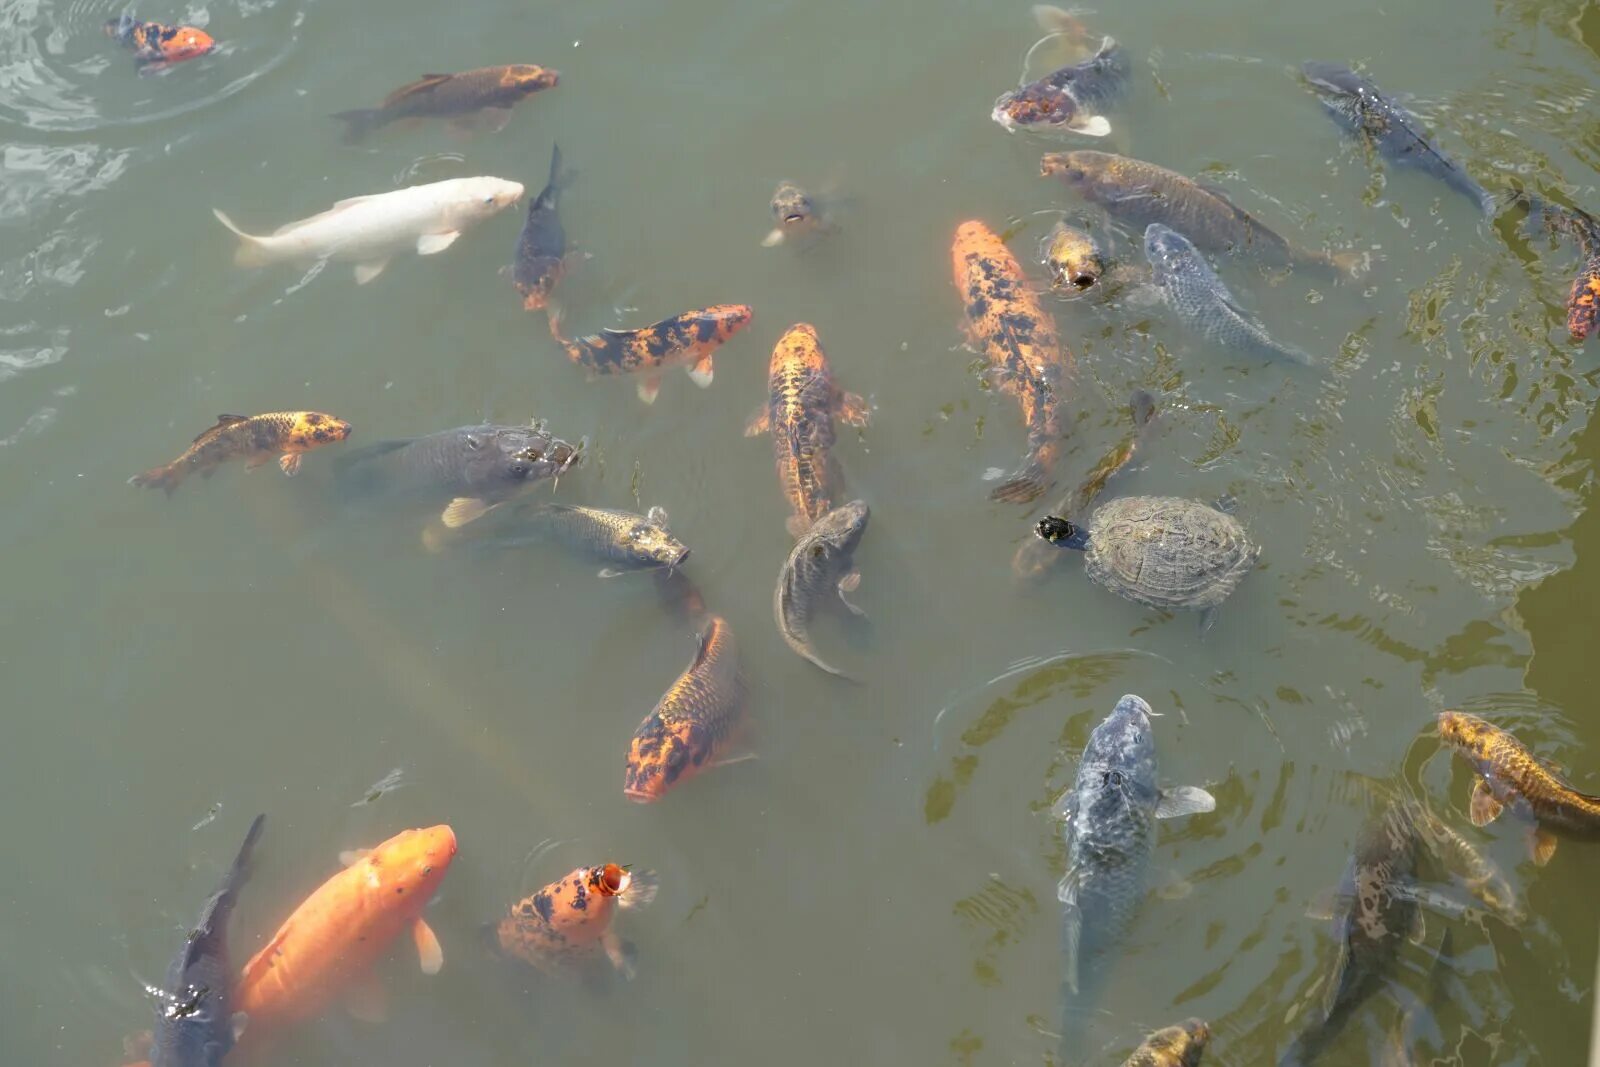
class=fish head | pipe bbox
[770,181,819,233]
[462,425,579,489]
[808,499,870,557]
[1077,694,1160,814]
[455,177,525,222]
[287,411,353,450]
[153,24,215,62]
[1137,1019,1211,1064]
[1142,223,1194,280]
[585,863,632,898]
[630,522,692,569]
[1041,222,1103,290]
[507,64,560,93]
[698,304,755,342]
[366,825,457,902]
[1436,710,1498,763]
[1039,151,1103,190]
[992,82,1079,133]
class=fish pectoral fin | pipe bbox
[597,567,628,579]
[338,847,372,867]
[417,231,461,256]
[414,917,444,974]
[344,970,389,1023]
[686,355,715,388]
[1529,827,1558,867]
[837,571,867,617]
[602,930,638,980]
[637,376,662,405]
[1067,113,1113,137]
[1058,876,1081,994]
[710,750,759,770]
[1303,888,1343,922]
[1049,789,1076,822]
[761,227,786,247]
[786,513,812,538]
[837,390,872,428]
[743,405,771,437]
[277,453,302,476]
[441,497,495,528]
[1468,779,1504,827]
[230,1011,249,1041]
[354,259,390,285]
[1154,785,1217,819]
[1408,908,1427,946]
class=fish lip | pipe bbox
[623,786,659,804]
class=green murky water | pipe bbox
[3,0,1600,1063]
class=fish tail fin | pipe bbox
[991,456,1052,504]
[104,14,136,42]
[211,209,271,268]
[1032,4,1095,38]
[330,109,382,145]
[800,645,861,683]
[129,462,183,494]
[1328,249,1370,279]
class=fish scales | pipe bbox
[131,412,352,493]
[774,500,869,677]
[1121,1019,1211,1067]
[624,616,747,802]
[757,323,854,534]
[333,65,559,142]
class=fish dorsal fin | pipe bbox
[1155,785,1217,819]
[382,73,453,106]
[646,506,668,527]
[194,414,249,443]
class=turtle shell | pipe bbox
[1083,495,1260,611]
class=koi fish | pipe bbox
[512,144,571,325]
[234,826,457,1030]
[774,500,869,679]
[478,502,689,576]
[951,219,1070,503]
[1121,1018,1210,1067]
[1437,710,1600,866]
[493,863,658,979]
[624,616,748,802]
[762,181,831,247]
[559,304,754,404]
[332,65,559,143]
[104,15,215,72]
[130,412,352,494]
[992,23,1127,138]
[1569,251,1600,343]
[1041,219,1105,292]
[744,322,870,535]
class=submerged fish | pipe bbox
[1121,1018,1211,1067]
[332,65,559,143]
[147,815,264,1067]
[1300,63,1495,216]
[1437,710,1600,866]
[1279,803,1423,1067]
[559,304,754,404]
[992,33,1128,138]
[1057,696,1215,1029]
[1143,223,1314,366]
[130,411,352,494]
[1399,796,1523,926]
[624,616,748,802]
[951,219,1070,503]
[493,863,658,979]
[235,826,456,1032]
[512,144,571,323]
[744,322,870,536]
[1042,150,1358,276]
[104,15,215,71]
[213,176,524,285]
[333,422,582,529]
[1041,219,1106,292]
[1569,251,1600,343]
[491,502,690,575]
[762,181,830,247]
[774,500,869,679]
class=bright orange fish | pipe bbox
[233,826,457,1032]
[951,220,1070,503]
[493,863,658,979]
[745,323,870,537]
[104,14,215,72]
[130,411,352,494]
[624,616,748,802]
[1569,252,1600,342]
[557,304,754,404]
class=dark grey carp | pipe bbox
[774,499,869,679]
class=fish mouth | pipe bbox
[665,546,691,568]
[623,786,659,804]
[1068,271,1097,290]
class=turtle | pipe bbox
[1035,495,1259,625]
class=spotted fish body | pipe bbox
[130,411,352,493]
[104,15,215,70]
[745,323,869,536]
[1278,803,1421,1067]
[518,502,689,571]
[513,144,568,315]
[1143,224,1313,366]
[951,219,1070,503]
[494,863,656,978]
[624,616,747,802]
[1300,63,1495,216]
[1437,711,1600,866]
[332,65,559,143]
[1121,1019,1211,1067]
[1569,253,1600,342]
[992,36,1128,137]
[560,304,754,404]
[774,500,869,678]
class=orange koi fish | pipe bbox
[104,14,215,72]
[493,863,658,979]
[951,220,1070,503]
[745,323,869,537]
[1568,251,1599,342]
[1438,711,1600,866]
[624,616,748,802]
[130,412,352,494]
[557,304,753,404]
[233,826,457,1031]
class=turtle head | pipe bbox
[1036,515,1090,550]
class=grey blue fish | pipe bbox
[774,499,869,679]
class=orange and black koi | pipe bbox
[130,411,352,494]
[493,863,657,979]
[559,304,753,404]
[104,14,215,71]
[512,143,570,323]
[624,616,748,802]
[950,219,1070,504]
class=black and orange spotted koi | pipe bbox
[104,14,215,71]
[494,863,657,979]
[624,616,748,802]
[558,304,753,404]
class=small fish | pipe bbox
[951,219,1071,503]
[1300,63,1496,216]
[104,15,215,72]
[1278,802,1423,1067]
[559,304,754,404]
[744,322,870,536]
[1437,710,1600,866]
[512,144,571,324]
[1041,219,1105,292]
[493,863,658,979]
[1057,696,1215,1026]
[213,177,524,285]
[1143,224,1314,366]
[498,502,690,575]
[147,815,263,1067]
[130,412,352,494]
[332,65,559,143]
[351,766,407,808]
[1042,150,1360,276]
[333,422,581,529]
[992,32,1127,138]
[624,616,749,802]
[774,500,869,679]
[1121,1018,1211,1067]
[762,181,829,247]
[235,826,456,1032]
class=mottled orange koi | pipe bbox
[494,863,657,978]
[624,616,747,802]
[558,304,753,404]
[130,411,351,494]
